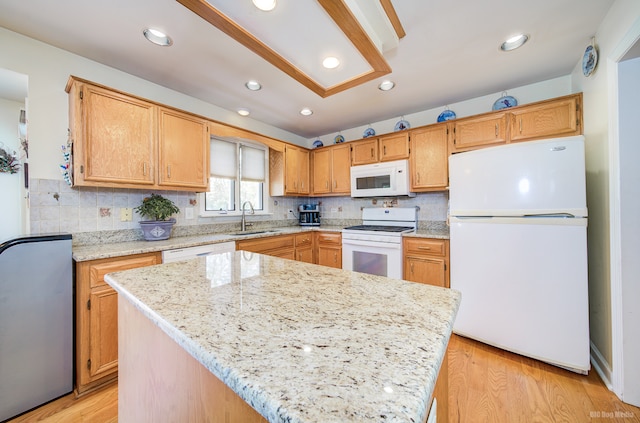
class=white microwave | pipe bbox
[350,159,415,197]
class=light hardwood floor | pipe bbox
[8,335,640,422]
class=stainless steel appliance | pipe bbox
[350,159,415,198]
[342,207,417,279]
[0,234,73,421]
[298,204,320,226]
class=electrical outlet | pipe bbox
[120,207,132,222]
[330,207,337,213]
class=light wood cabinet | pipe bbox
[409,124,449,191]
[284,145,310,195]
[403,238,449,288]
[295,233,315,263]
[158,107,209,190]
[66,76,209,192]
[351,138,379,165]
[311,143,351,196]
[509,94,582,142]
[75,252,161,395]
[379,132,410,162]
[236,234,296,258]
[450,112,508,153]
[316,232,342,269]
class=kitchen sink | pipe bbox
[230,230,280,236]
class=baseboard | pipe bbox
[590,340,614,391]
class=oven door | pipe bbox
[342,238,403,279]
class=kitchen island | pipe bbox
[105,251,460,423]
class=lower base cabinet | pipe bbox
[403,238,450,288]
[75,251,162,395]
[316,232,342,268]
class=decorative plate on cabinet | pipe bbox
[363,127,376,138]
[394,119,410,131]
[582,43,598,77]
[334,135,345,144]
[437,109,456,122]
[492,93,518,110]
[312,139,323,148]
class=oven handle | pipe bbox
[342,239,402,249]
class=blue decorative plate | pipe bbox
[334,135,345,144]
[312,139,323,148]
[394,119,410,131]
[492,95,518,110]
[363,127,376,138]
[437,109,456,122]
[582,44,598,77]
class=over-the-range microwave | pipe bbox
[350,159,416,197]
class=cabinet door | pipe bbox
[379,132,409,162]
[80,84,156,185]
[317,246,342,268]
[76,252,161,394]
[351,139,378,165]
[509,95,581,142]
[404,256,447,287]
[451,113,508,153]
[312,149,332,195]
[89,286,119,380]
[158,108,209,190]
[296,247,314,263]
[331,144,352,194]
[410,125,449,191]
[298,149,310,195]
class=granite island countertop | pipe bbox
[105,252,460,423]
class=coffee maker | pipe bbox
[298,204,320,226]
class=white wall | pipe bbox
[571,0,640,395]
[0,98,24,241]
[311,76,572,147]
[618,55,640,406]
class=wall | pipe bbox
[570,0,640,390]
[310,76,572,148]
[0,98,25,240]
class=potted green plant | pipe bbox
[134,193,180,241]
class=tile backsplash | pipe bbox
[29,178,448,243]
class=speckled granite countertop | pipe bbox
[105,252,460,423]
[72,224,449,262]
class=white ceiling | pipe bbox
[0,0,614,139]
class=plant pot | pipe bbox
[139,218,176,241]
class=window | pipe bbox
[200,138,269,217]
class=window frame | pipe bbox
[199,138,270,218]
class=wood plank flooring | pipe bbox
[8,335,640,422]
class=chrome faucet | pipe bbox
[240,201,255,231]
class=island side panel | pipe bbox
[118,296,268,423]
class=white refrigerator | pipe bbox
[449,135,590,373]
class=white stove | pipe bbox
[342,207,417,279]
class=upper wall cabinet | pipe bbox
[351,132,409,166]
[449,93,583,154]
[66,77,209,192]
[509,94,581,142]
[311,143,351,196]
[410,124,449,192]
[269,144,310,196]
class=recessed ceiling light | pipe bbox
[252,0,276,11]
[245,80,262,91]
[143,28,173,47]
[378,80,395,91]
[322,57,340,69]
[500,34,529,51]
[237,108,250,116]
[300,108,313,116]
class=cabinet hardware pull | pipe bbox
[383,145,387,155]
[495,123,499,138]
[325,181,329,189]
[334,180,337,189]
[167,164,171,178]
[418,246,432,250]
[417,172,420,183]
[519,118,523,133]
[371,148,374,157]
[80,165,84,174]
[143,162,147,176]
[410,262,414,273]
